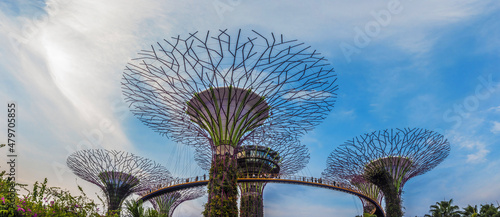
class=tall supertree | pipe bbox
[323,128,450,217]
[138,185,205,217]
[121,29,337,216]
[66,149,172,214]
[195,127,310,217]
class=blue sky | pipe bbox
[1,0,499,216]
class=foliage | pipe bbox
[203,155,238,217]
[124,199,145,217]
[240,193,263,217]
[1,170,119,217]
[424,199,461,217]
[364,167,402,217]
[124,199,169,217]
[478,204,500,217]
[424,199,500,217]
[461,205,478,217]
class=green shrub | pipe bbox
[1,170,118,217]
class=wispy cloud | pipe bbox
[488,106,500,112]
[447,128,491,164]
[491,121,500,134]
[0,0,182,206]
[1,1,499,216]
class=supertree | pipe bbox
[350,175,384,215]
[323,174,384,215]
[195,127,310,217]
[66,149,172,214]
[323,128,450,217]
[121,29,337,216]
[138,185,205,217]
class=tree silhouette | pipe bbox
[425,199,461,217]
[461,205,478,217]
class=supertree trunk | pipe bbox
[204,148,239,217]
[195,137,310,217]
[105,184,132,212]
[239,182,265,217]
[365,166,402,217]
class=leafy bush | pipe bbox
[0,170,118,217]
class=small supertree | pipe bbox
[122,29,337,216]
[351,175,384,215]
[195,128,310,217]
[321,174,383,216]
[138,185,205,217]
[66,149,172,214]
[323,128,450,217]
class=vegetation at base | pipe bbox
[364,167,403,217]
[123,199,168,217]
[424,199,500,217]
[202,154,238,217]
[240,194,263,217]
[0,171,119,216]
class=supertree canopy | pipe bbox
[66,149,172,213]
[138,185,205,217]
[195,128,310,217]
[323,128,450,217]
[121,29,337,216]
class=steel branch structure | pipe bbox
[121,29,337,216]
[138,184,205,217]
[66,149,172,213]
[195,128,310,217]
[323,128,450,217]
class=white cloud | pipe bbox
[447,130,491,164]
[466,145,490,163]
[491,121,500,134]
[489,106,500,112]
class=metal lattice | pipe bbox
[138,184,205,217]
[121,29,338,148]
[323,128,450,216]
[66,149,172,212]
[121,29,337,216]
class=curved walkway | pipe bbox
[139,175,385,217]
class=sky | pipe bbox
[0,0,499,216]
